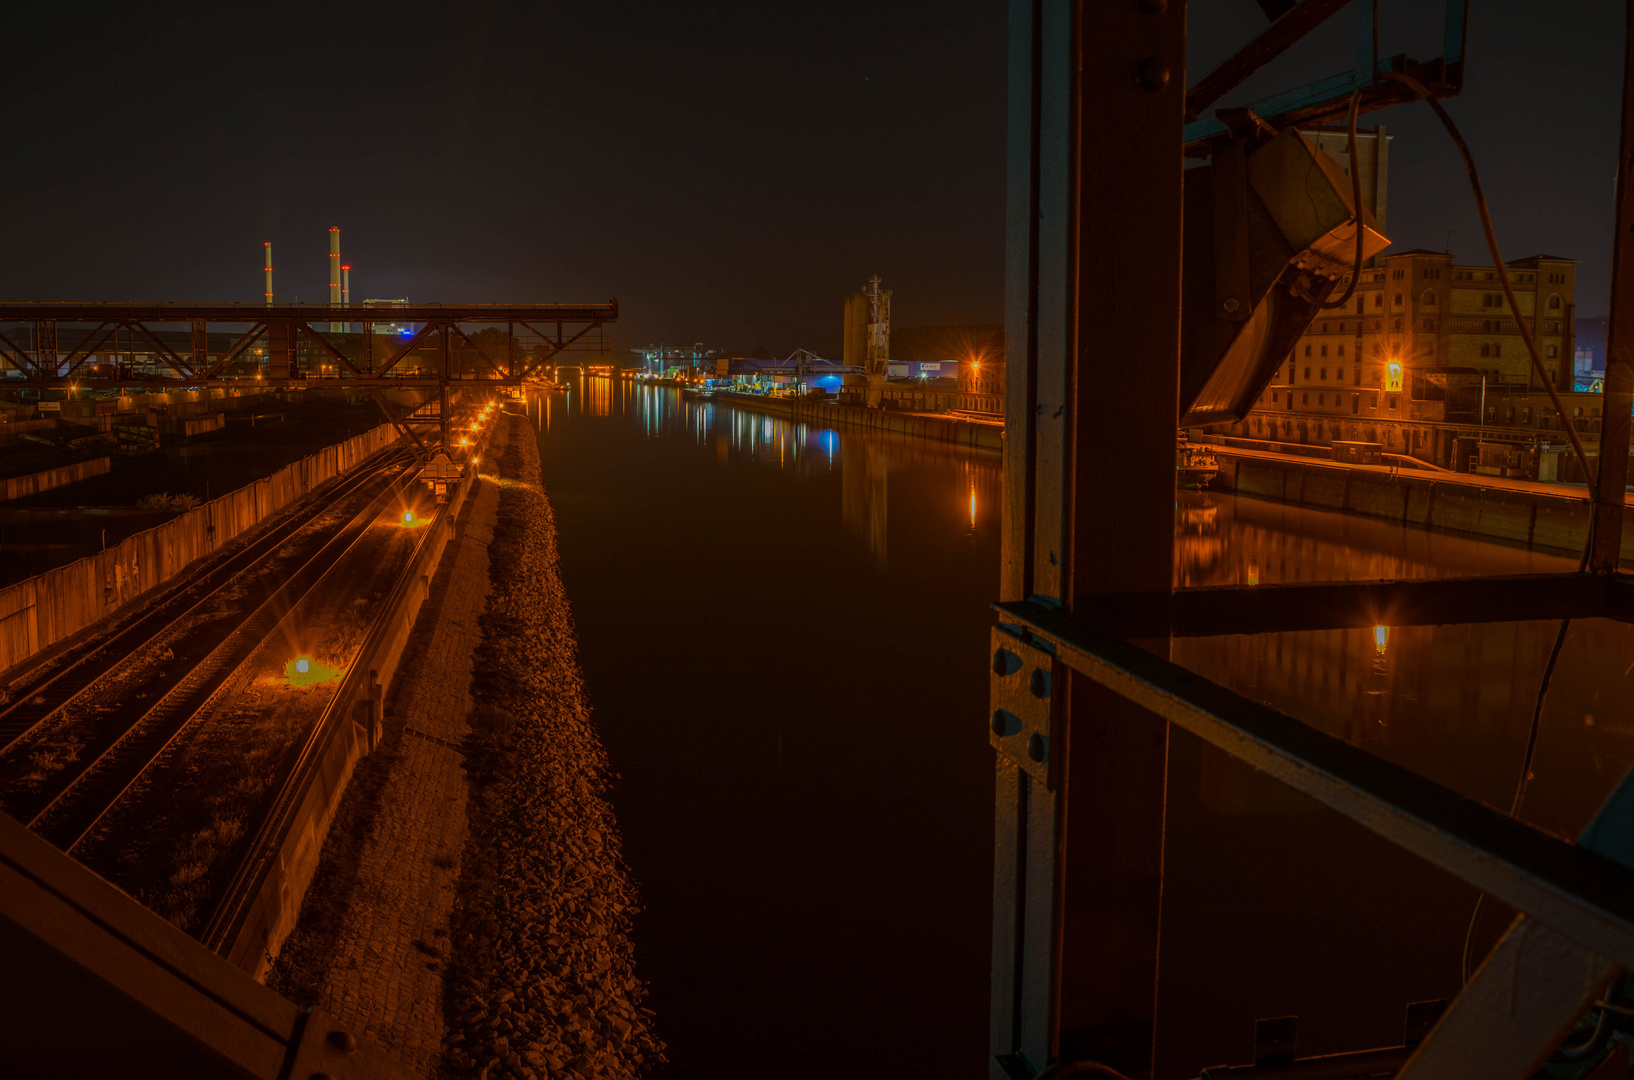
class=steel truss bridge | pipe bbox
[0,301,617,454]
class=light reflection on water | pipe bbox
[529,377,1634,1077]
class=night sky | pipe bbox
[0,1,1622,357]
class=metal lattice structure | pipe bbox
[0,301,617,454]
[992,1,1633,1077]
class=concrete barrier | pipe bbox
[0,457,111,502]
[1211,450,1634,564]
[0,424,401,679]
[716,391,1004,455]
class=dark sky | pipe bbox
[0,1,1622,357]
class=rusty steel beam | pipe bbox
[1596,13,1634,573]
[990,2,1184,1076]
[1396,766,1634,1078]
[996,598,1634,975]
[1184,0,1354,122]
[1167,573,1626,638]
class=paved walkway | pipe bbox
[313,472,501,1076]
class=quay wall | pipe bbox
[716,391,1003,455]
[1212,452,1634,565]
[0,457,111,502]
[0,423,402,679]
[221,421,497,979]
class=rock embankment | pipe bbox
[441,410,663,1080]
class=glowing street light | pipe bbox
[295,657,310,674]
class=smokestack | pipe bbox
[264,242,273,307]
[328,227,342,332]
[341,265,351,334]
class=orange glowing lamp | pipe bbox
[295,657,310,674]
[1385,362,1403,393]
[403,511,415,524]
[1374,625,1390,655]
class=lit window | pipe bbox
[1547,345,1557,359]
[1385,362,1403,393]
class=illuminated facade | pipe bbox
[1219,249,1591,474]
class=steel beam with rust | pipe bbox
[996,597,1634,976]
[1168,572,1632,637]
[991,1,1184,1076]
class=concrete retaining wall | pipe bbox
[0,423,401,679]
[1216,453,1634,564]
[0,457,111,502]
[717,391,1004,455]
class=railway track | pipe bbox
[199,486,450,951]
[15,461,423,852]
[0,443,415,761]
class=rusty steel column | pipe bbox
[1594,7,1634,573]
[992,0,1184,1077]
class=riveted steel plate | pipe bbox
[990,624,1059,789]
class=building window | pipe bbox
[1480,344,1489,358]
[1304,367,1311,380]
[1320,367,1327,379]
[1374,295,1383,308]
[1338,323,1345,333]
[1320,346,1328,358]
[1388,396,1399,410]
[1546,344,1557,359]
[1271,391,1279,403]
[1506,407,1515,423]
[1318,393,1325,405]
[1548,293,1562,311]
[1304,344,1312,357]
[1422,291,1436,306]
[1394,292,1403,306]
[1523,407,1532,423]
[1337,345,1345,357]
[1371,392,1380,408]
[1302,393,1309,405]
[1493,343,1500,358]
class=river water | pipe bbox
[532,377,1634,1079]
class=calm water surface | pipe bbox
[533,378,1634,1079]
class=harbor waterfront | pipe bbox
[531,375,1634,1078]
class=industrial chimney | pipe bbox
[341,264,351,333]
[328,227,342,332]
[264,242,273,307]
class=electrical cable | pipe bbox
[1373,70,1603,991]
[1320,89,1367,311]
[1378,71,1599,490]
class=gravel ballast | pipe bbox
[441,409,664,1080]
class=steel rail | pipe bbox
[200,467,458,953]
[22,461,422,851]
[995,598,1634,972]
[0,443,413,758]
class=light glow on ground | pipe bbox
[284,655,341,687]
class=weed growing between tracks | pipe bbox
[441,413,664,1080]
